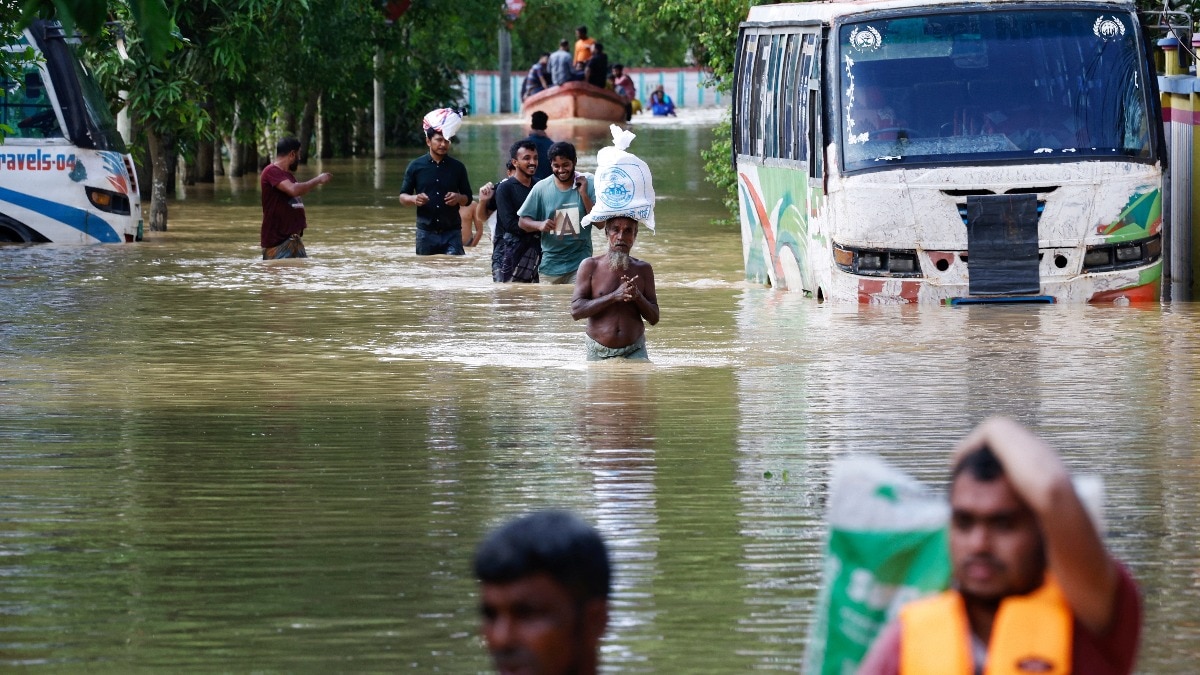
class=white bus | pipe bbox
[734,0,1164,304]
[0,20,142,244]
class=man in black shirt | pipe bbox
[584,43,608,89]
[400,114,473,255]
[477,140,540,282]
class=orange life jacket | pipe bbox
[899,576,1072,675]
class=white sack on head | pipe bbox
[422,108,463,140]
[582,124,656,232]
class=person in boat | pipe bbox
[525,111,554,183]
[260,136,332,260]
[584,43,608,89]
[573,25,595,71]
[520,53,550,101]
[399,109,473,256]
[477,140,541,282]
[858,416,1142,675]
[548,39,580,86]
[474,510,611,675]
[648,84,675,117]
[517,141,595,285]
[612,64,637,122]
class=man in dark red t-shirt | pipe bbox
[260,136,332,259]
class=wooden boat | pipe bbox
[520,81,626,123]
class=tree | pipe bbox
[604,0,763,224]
[88,1,210,232]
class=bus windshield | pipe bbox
[838,8,1153,172]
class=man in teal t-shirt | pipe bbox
[517,141,596,284]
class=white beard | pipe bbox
[606,250,630,271]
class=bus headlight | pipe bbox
[833,243,923,277]
[86,187,132,216]
[1082,234,1160,272]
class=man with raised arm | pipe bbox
[260,136,331,259]
[858,417,1142,674]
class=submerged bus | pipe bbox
[0,20,142,244]
[733,0,1164,304]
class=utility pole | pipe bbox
[499,27,512,114]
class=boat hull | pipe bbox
[521,81,626,123]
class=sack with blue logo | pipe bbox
[582,124,656,232]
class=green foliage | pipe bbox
[505,0,689,71]
[701,114,738,226]
[609,0,763,225]
[17,0,173,60]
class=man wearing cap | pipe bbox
[525,111,554,183]
[399,109,473,256]
[517,141,595,285]
[571,125,659,360]
[571,216,658,360]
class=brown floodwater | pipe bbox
[1,112,1197,671]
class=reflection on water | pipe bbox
[1,117,1198,671]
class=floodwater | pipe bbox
[1,110,1198,672]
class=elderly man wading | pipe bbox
[571,126,659,361]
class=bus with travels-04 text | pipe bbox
[0,19,142,244]
[733,0,1164,304]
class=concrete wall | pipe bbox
[458,68,725,116]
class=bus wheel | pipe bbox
[0,214,49,243]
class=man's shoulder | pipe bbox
[630,257,655,273]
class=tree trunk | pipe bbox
[319,99,333,159]
[196,134,215,183]
[230,107,244,177]
[241,139,259,175]
[213,137,225,177]
[146,128,173,232]
[164,139,178,197]
[298,90,320,164]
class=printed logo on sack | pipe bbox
[598,167,635,208]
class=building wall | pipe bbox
[458,68,725,116]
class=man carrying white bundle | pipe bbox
[571,125,659,361]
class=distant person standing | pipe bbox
[526,111,554,183]
[573,25,595,71]
[548,39,577,86]
[584,43,608,89]
[399,109,473,256]
[517,141,595,285]
[260,136,332,260]
[612,64,636,122]
[477,140,541,282]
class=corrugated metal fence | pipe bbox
[458,68,724,115]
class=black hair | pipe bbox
[474,510,611,603]
[505,159,515,172]
[613,63,624,71]
[510,139,537,158]
[576,25,588,36]
[559,39,569,48]
[593,42,604,53]
[547,141,577,164]
[425,127,450,141]
[276,136,301,157]
[952,445,1005,482]
[531,110,549,130]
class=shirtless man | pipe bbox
[570,216,659,360]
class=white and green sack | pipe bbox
[804,456,951,675]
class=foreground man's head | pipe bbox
[474,510,611,675]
